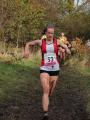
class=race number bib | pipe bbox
[44,53,57,70]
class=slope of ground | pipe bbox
[0,59,90,120]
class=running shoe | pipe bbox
[42,115,49,120]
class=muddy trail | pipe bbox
[0,67,90,120]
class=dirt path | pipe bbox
[0,67,90,120]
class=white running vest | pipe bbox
[40,43,59,71]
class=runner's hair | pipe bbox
[42,23,55,35]
[46,24,55,30]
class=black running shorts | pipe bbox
[40,70,59,76]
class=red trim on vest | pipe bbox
[41,39,46,53]
[41,39,46,66]
[41,38,59,66]
[53,38,60,63]
[53,38,58,54]
[41,59,44,66]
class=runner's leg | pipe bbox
[40,72,50,112]
[49,76,58,96]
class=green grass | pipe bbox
[66,55,90,75]
[0,58,40,103]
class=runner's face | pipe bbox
[61,32,64,36]
[46,28,54,41]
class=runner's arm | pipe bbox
[24,40,41,58]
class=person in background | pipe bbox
[59,32,71,65]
